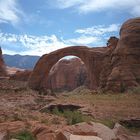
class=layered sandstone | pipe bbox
[28,17,140,92]
[106,18,140,91]
[46,58,88,91]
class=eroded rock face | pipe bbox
[106,17,140,91]
[28,17,140,92]
[0,47,6,76]
[46,58,88,91]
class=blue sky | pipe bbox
[0,0,140,56]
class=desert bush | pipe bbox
[51,107,93,125]
[63,110,84,125]
[12,130,35,140]
[127,86,140,94]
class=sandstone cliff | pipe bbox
[106,18,140,91]
[46,58,88,91]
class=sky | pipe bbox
[0,0,140,56]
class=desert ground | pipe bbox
[0,79,140,140]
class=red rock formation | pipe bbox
[107,36,119,50]
[28,17,140,92]
[106,17,140,91]
[28,46,108,91]
[0,47,6,76]
[46,58,88,91]
[9,70,32,81]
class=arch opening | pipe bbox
[28,46,99,91]
[44,55,90,92]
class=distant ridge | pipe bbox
[3,54,40,69]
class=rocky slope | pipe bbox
[0,79,140,140]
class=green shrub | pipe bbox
[63,110,84,125]
[52,107,62,116]
[51,107,93,125]
[12,130,35,140]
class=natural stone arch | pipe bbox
[23,17,140,92]
[28,46,105,90]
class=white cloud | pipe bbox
[52,0,140,16]
[0,33,68,56]
[0,23,119,56]
[2,49,18,55]
[0,0,24,25]
[0,32,105,56]
[66,35,100,45]
[131,5,140,16]
[76,24,120,35]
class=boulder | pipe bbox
[113,123,140,140]
[56,122,117,140]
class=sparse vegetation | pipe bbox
[0,78,140,135]
[12,130,35,140]
[51,107,93,125]
[50,107,116,128]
